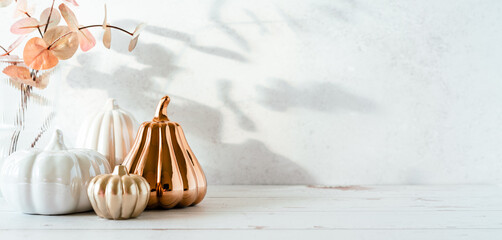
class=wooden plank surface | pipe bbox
[0,185,501,239]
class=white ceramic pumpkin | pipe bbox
[0,124,15,197]
[0,130,111,215]
[76,98,137,168]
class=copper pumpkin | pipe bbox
[122,96,207,209]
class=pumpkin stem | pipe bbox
[105,98,119,111]
[153,96,170,121]
[113,165,129,176]
[44,129,68,151]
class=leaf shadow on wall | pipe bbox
[210,0,250,51]
[218,80,256,132]
[256,78,377,113]
[115,19,248,63]
[66,42,179,118]
[66,43,314,185]
[65,3,376,184]
[168,94,315,185]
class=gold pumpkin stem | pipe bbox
[113,165,129,176]
[153,96,171,122]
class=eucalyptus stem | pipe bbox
[79,25,134,36]
[25,12,43,37]
[47,24,134,49]
[0,45,8,55]
[43,0,56,34]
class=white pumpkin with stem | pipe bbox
[0,129,111,215]
[76,98,137,168]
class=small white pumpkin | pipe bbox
[0,130,111,215]
[76,99,137,168]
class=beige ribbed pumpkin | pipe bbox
[87,165,149,220]
[76,99,138,168]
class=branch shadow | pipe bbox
[114,20,248,63]
[66,59,313,185]
[243,9,269,34]
[210,0,250,51]
[256,78,376,113]
[62,3,330,184]
[167,95,314,184]
[66,42,178,117]
[217,80,256,132]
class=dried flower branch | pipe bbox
[31,111,55,148]
[2,2,144,74]
[41,3,60,33]
[1,0,144,153]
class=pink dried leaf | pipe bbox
[102,4,107,29]
[128,23,145,52]
[58,3,79,32]
[43,26,79,60]
[101,4,111,48]
[103,27,111,49]
[8,35,28,51]
[132,23,146,38]
[23,37,59,70]
[0,55,22,62]
[64,0,79,7]
[14,0,27,18]
[11,17,40,35]
[0,36,27,57]
[0,0,13,8]
[14,0,35,18]
[77,28,96,52]
[128,36,139,52]
[40,8,61,29]
[3,35,28,56]
[3,65,32,80]
[4,65,50,90]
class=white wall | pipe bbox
[1,0,502,185]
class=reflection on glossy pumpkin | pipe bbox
[122,96,207,209]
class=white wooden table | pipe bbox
[0,185,501,239]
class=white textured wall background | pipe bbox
[1,0,502,184]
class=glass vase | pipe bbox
[0,59,61,196]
